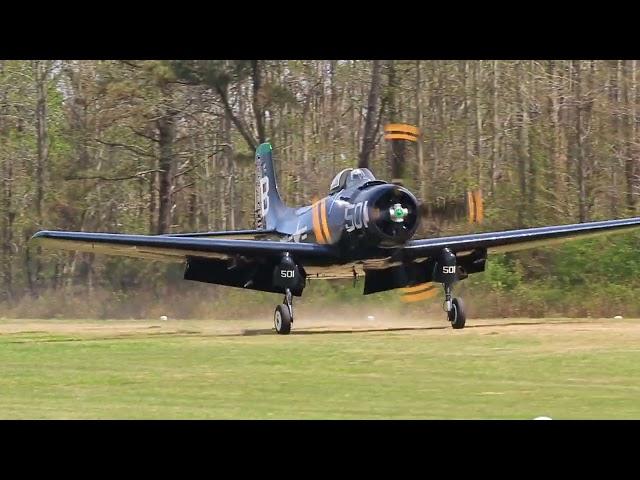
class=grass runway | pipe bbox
[1,316,640,419]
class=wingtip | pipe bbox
[29,230,51,243]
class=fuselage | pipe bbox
[270,176,420,278]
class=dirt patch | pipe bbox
[1,316,639,339]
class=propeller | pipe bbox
[417,189,484,228]
[387,176,483,227]
[368,184,419,240]
[385,183,484,304]
[400,282,438,303]
[381,122,484,304]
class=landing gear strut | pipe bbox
[274,288,294,335]
[443,284,466,329]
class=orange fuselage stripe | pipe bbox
[320,199,332,244]
[312,202,325,244]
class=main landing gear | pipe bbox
[443,283,466,329]
[274,288,294,335]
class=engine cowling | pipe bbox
[360,184,420,246]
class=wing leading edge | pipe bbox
[162,228,280,239]
[29,230,338,264]
[402,217,640,258]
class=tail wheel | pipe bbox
[448,297,466,329]
[274,304,292,335]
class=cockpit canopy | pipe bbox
[329,168,376,194]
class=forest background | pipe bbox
[1,59,638,319]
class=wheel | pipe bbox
[448,297,466,329]
[274,304,292,335]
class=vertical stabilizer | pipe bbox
[254,143,286,230]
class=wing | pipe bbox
[163,228,281,240]
[29,230,337,264]
[401,217,640,259]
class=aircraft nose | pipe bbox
[366,184,420,245]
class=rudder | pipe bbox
[255,143,286,230]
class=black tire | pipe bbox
[448,297,466,329]
[274,304,292,335]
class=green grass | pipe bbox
[1,319,640,419]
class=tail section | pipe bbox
[255,143,286,230]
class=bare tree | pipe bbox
[359,60,383,169]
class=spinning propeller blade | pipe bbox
[417,189,484,225]
[386,183,483,303]
[400,282,438,303]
